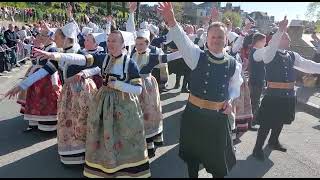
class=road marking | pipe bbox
[0,138,57,167]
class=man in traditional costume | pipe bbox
[252,17,320,161]
[157,2,243,178]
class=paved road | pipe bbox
[0,64,319,178]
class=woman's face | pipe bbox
[84,34,97,50]
[107,32,123,56]
[54,29,65,48]
[135,38,148,53]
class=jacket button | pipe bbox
[205,81,208,84]
[203,90,207,94]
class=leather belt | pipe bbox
[188,94,225,111]
[267,81,294,89]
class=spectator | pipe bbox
[0,35,11,74]
[4,23,20,67]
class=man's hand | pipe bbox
[278,16,288,32]
[157,2,177,28]
[67,3,73,18]
[211,7,219,22]
[5,86,23,99]
[243,22,253,34]
[128,2,137,14]
[222,99,233,114]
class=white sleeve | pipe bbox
[105,21,111,35]
[253,30,284,63]
[58,53,87,67]
[114,81,142,95]
[126,13,136,34]
[82,66,101,78]
[293,52,320,74]
[228,61,243,100]
[19,68,49,90]
[262,30,284,64]
[231,35,245,53]
[167,24,201,70]
[51,71,59,86]
[166,51,182,62]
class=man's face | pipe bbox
[84,34,97,50]
[206,26,227,53]
[8,24,13,31]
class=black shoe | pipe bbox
[268,143,287,152]
[181,88,190,93]
[148,148,156,158]
[252,149,265,161]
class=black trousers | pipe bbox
[187,161,225,178]
[249,82,264,122]
[9,48,17,65]
[0,52,11,72]
[254,123,284,151]
[175,72,191,89]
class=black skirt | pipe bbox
[256,95,296,129]
[179,103,236,176]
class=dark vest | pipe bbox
[189,51,236,102]
[265,50,296,97]
[248,47,266,86]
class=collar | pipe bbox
[110,53,123,59]
[138,51,147,55]
[278,49,287,54]
[88,48,97,53]
[44,43,53,49]
[63,46,73,51]
[207,50,225,60]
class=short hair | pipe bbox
[110,30,124,44]
[252,32,266,45]
[207,22,227,33]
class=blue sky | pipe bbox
[141,2,314,21]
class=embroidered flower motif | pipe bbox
[65,120,72,128]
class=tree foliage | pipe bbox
[222,11,242,28]
[306,2,320,21]
[172,2,184,22]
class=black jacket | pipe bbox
[4,30,18,48]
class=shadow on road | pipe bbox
[0,145,84,178]
[160,91,181,101]
[161,99,187,114]
[0,115,57,156]
[227,147,274,178]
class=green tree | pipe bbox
[172,2,184,22]
[107,2,112,15]
[306,2,320,21]
[222,11,242,28]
